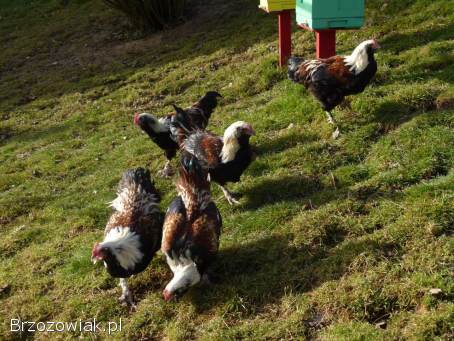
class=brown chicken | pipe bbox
[161,154,222,301]
[91,168,163,308]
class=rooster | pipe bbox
[288,39,380,138]
[169,91,222,147]
[134,91,222,177]
[91,168,163,307]
[161,154,222,301]
[183,121,255,205]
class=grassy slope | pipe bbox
[0,0,453,339]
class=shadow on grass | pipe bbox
[255,132,319,157]
[190,234,402,317]
[0,0,278,111]
[380,22,454,55]
[241,175,322,210]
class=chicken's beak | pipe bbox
[91,256,98,265]
[162,289,173,302]
[246,125,255,136]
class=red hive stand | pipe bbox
[264,10,337,67]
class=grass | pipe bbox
[0,0,453,339]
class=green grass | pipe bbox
[1,0,453,339]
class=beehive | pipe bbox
[259,0,295,13]
[296,0,364,30]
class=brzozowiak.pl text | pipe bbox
[10,318,122,335]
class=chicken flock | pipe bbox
[92,39,379,307]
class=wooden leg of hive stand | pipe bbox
[278,10,292,67]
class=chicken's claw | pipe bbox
[157,162,174,178]
[332,127,340,139]
[119,293,137,312]
[219,185,241,205]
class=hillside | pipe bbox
[0,0,453,339]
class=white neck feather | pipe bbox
[221,122,244,163]
[165,255,200,294]
[221,137,240,163]
[344,40,372,75]
[101,227,143,270]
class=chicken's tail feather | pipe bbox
[120,168,158,196]
[287,56,304,82]
[194,91,222,116]
[111,168,161,212]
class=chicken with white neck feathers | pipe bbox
[288,39,380,138]
[91,168,163,308]
[161,154,222,301]
[183,121,255,204]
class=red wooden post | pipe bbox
[315,29,336,58]
[278,10,292,67]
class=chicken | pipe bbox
[161,154,222,301]
[91,168,163,308]
[183,121,255,205]
[169,91,222,147]
[134,112,179,177]
[288,39,380,138]
[134,91,222,177]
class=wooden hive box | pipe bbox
[296,0,365,30]
[259,0,295,13]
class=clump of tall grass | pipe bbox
[103,0,187,31]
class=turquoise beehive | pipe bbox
[296,0,365,30]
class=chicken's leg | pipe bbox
[325,111,335,125]
[157,161,174,178]
[119,278,136,310]
[325,111,340,139]
[201,271,220,285]
[219,185,241,205]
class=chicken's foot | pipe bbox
[157,161,175,178]
[219,185,241,205]
[325,111,341,139]
[119,278,136,311]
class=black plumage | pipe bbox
[135,91,222,176]
[170,91,222,146]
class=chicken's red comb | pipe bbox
[134,112,140,126]
[91,242,101,259]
